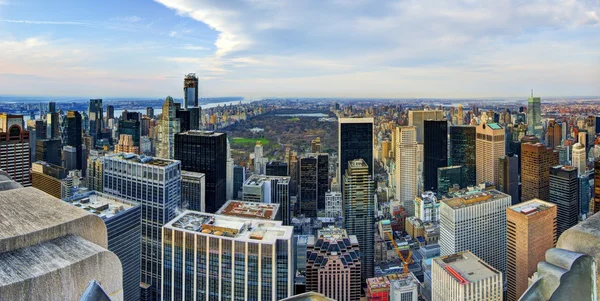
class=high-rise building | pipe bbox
[338,118,373,187]
[174,130,227,213]
[424,120,448,191]
[66,191,141,301]
[146,107,154,118]
[175,107,191,132]
[572,143,586,176]
[266,161,288,176]
[311,137,321,153]
[305,226,361,301]
[118,118,140,147]
[115,134,140,154]
[414,191,440,222]
[449,125,476,186]
[440,189,511,274]
[476,122,505,185]
[298,153,328,216]
[549,165,579,236]
[499,154,520,205]
[46,112,59,139]
[325,191,343,219]
[432,251,503,301]
[86,154,103,192]
[343,158,375,282]
[547,120,562,149]
[254,140,267,175]
[106,104,114,120]
[593,160,600,214]
[156,96,180,159]
[183,73,198,109]
[102,153,181,300]
[395,126,418,215]
[36,138,62,166]
[408,110,444,143]
[506,199,557,301]
[521,143,559,202]
[181,170,205,212]
[161,208,293,300]
[31,161,70,199]
[0,185,123,301]
[241,175,291,224]
[88,99,103,139]
[233,165,246,199]
[0,114,30,186]
[527,94,542,140]
[437,165,465,195]
[579,170,593,219]
[64,111,83,170]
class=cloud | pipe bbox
[169,31,177,37]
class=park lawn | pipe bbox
[231,137,270,146]
[287,117,300,122]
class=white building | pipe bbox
[414,191,439,222]
[395,126,418,215]
[572,143,586,176]
[390,273,420,301]
[325,191,342,218]
[242,175,291,224]
[254,141,267,175]
[439,189,511,274]
[432,251,503,301]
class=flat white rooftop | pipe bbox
[434,251,500,284]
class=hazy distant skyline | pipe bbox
[0,0,598,98]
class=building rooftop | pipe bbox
[178,130,225,137]
[243,174,291,186]
[509,199,555,216]
[434,251,500,284]
[165,210,293,244]
[216,200,279,220]
[106,153,178,167]
[443,189,508,209]
[65,191,139,221]
[367,273,418,293]
[181,170,205,178]
[280,292,335,301]
[487,123,502,130]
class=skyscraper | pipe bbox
[396,126,418,215]
[338,118,373,187]
[102,153,181,300]
[298,153,329,217]
[527,93,542,140]
[437,165,465,195]
[408,110,444,143]
[424,120,448,191]
[156,96,180,159]
[0,114,30,186]
[118,118,140,148]
[594,160,600,214]
[343,158,375,283]
[440,189,511,274]
[499,154,520,205]
[449,125,476,186]
[65,111,83,170]
[266,161,288,176]
[36,138,62,166]
[547,120,562,149]
[88,99,103,139]
[521,142,559,202]
[161,207,293,300]
[174,130,227,213]
[183,73,198,109]
[549,165,579,236]
[181,170,205,211]
[305,226,361,301]
[146,107,154,118]
[506,199,557,301]
[476,123,505,185]
[233,165,246,199]
[106,104,114,120]
[572,143,586,176]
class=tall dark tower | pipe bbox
[174,130,227,213]
[183,73,199,109]
[106,105,114,120]
[338,117,373,192]
[549,165,579,236]
[424,120,448,191]
[449,125,476,186]
[88,99,103,139]
[65,111,83,170]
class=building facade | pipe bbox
[156,96,180,159]
[423,120,448,191]
[449,125,476,187]
[475,123,505,185]
[408,110,444,143]
[395,126,418,215]
[549,165,579,236]
[527,95,542,140]
[325,191,342,219]
[338,118,374,188]
[181,170,206,212]
[0,114,30,186]
[499,154,520,205]
[521,143,559,202]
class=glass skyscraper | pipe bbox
[338,118,373,189]
[65,111,83,170]
[424,120,448,191]
[527,95,542,140]
[449,125,476,187]
[102,153,181,300]
[88,98,103,139]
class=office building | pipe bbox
[343,158,375,282]
[390,275,420,301]
[106,104,114,120]
[0,185,123,301]
[241,175,291,224]
[506,199,557,301]
[88,99,103,139]
[424,120,448,191]
[115,134,140,154]
[338,118,373,187]
[0,114,30,186]
[572,143,586,176]
[266,161,288,176]
[118,118,140,147]
[499,154,520,205]
[395,126,418,214]
[366,274,419,301]
[216,200,281,221]
[36,138,62,166]
[299,153,328,216]
[181,170,205,212]
[46,111,60,139]
[476,123,505,185]
[408,110,444,143]
[305,226,361,301]
[226,139,234,201]
[432,251,503,301]
[311,137,321,153]
[527,94,542,140]
[549,165,579,236]
[66,192,141,301]
[62,145,79,172]
[31,161,70,199]
[86,154,103,192]
[579,170,593,219]
[176,108,191,132]
[146,107,154,118]
[547,120,562,149]
[440,190,511,274]
[594,160,600,214]
[325,191,342,219]
[449,125,476,186]
[161,209,293,300]
[102,153,181,300]
[437,165,465,195]
[414,191,440,222]
[521,143,559,202]
[183,73,198,108]
[65,111,83,170]
[233,165,246,199]
[156,96,180,159]
[175,130,227,213]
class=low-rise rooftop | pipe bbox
[65,191,139,221]
[178,130,224,137]
[217,200,279,220]
[106,153,177,167]
[443,189,508,209]
[434,251,500,284]
[367,273,418,293]
[509,199,555,215]
[243,174,290,186]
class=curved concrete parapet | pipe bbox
[557,211,600,298]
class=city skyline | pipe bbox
[0,0,599,98]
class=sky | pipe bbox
[0,0,599,99]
